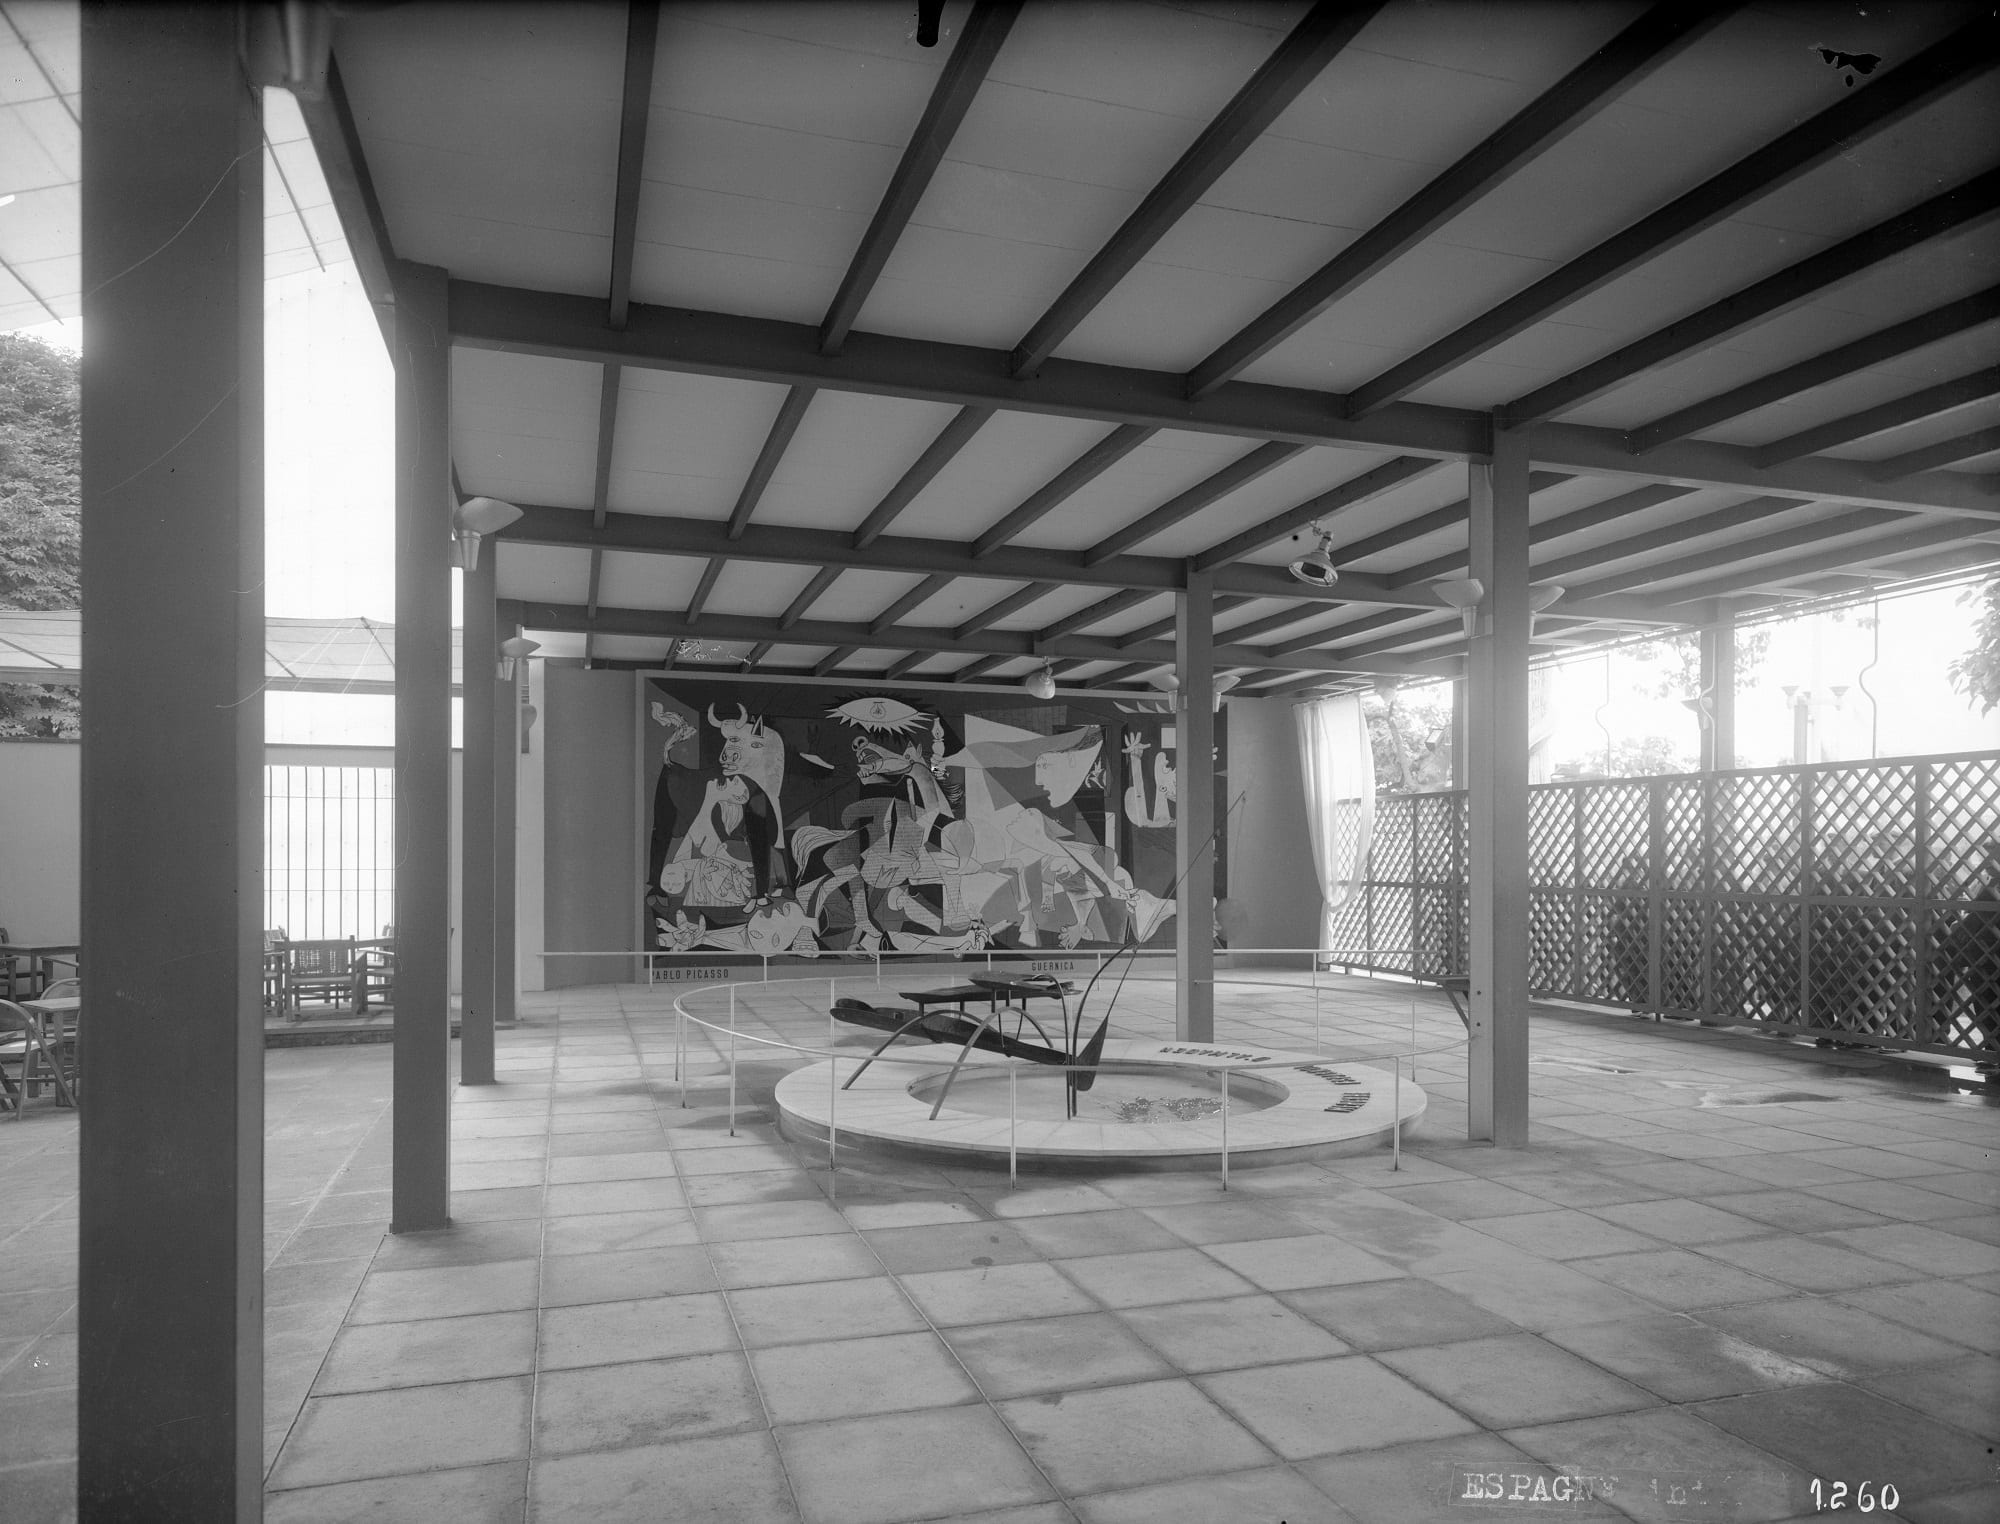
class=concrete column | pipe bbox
[1701,608,1736,772]
[1175,568,1216,1042]
[461,547,497,1081]
[1450,678,1468,789]
[393,262,454,1229]
[494,604,521,1026]
[1466,429,1533,1147]
[77,7,264,1515]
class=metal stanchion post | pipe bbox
[828,1049,838,1195]
[728,988,738,1137]
[1009,1066,1017,1190]
[1220,1069,1230,1191]
[1392,1055,1402,1171]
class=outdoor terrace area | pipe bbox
[3,972,1995,1523]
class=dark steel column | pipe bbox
[494,604,520,1027]
[1175,567,1216,1042]
[1467,429,1532,1147]
[393,262,453,1228]
[77,6,264,1515]
[461,542,497,1082]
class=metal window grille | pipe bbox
[263,765,395,942]
[1323,751,2000,1060]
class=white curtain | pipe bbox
[1295,694,1376,950]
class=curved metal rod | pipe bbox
[929,1009,1004,1121]
[840,1007,939,1090]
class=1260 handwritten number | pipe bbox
[1809,1479,1899,1512]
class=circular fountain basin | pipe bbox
[775,1037,1425,1172]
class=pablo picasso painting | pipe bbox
[641,682,1225,959]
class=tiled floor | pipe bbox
[3,971,1997,1522]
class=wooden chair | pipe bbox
[0,997,77,1116]
[262,929,290,1017]
[284,939,358,1019]
[355,926,396,1014]
[35,978,79,1100]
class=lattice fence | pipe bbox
[1321,751,2000,1061]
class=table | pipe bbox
[1,944,79,1002]
[14,992,78,1106]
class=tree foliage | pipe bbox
[1948,576,2000,716]
[0,332,82,737]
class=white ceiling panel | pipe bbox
[610,370,794,518]
[1145,445,1411,560]
[453,348,604,509]
[756,391,964,532]
[595,551,708,611]
[495,543,592,605]
[893,411,1113,540]
[1003,429,1253,551]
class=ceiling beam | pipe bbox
[293,57,397,335]
[1752,369,2000,467]
[1387,481,1700,586]
[955,582,1054,639]
[727,385,815,539]
[683,556,724,624]
[502,500,1680,621]
[819,1,1022,356]
[1343,20,2000,417]
[869,573,952,634]
[884,651,930,680]
[853,405,995,546]
[606,1,660,328]
[1191,456,1443,571]
[1871,425,2000,479]
[1626,285,2000,453]
[1654,517,2000,605]
[1214,603,1328,645]
[1527,496,1809,586]
[814,646,860,677]
[1008,0,1382,377]
[778,565,844,629]
[1272,608,1429,656]
[1569,508,1909,597]
[451,281,1998,516]
[953,654,1011,683]
[1084,441,1308,565]
[519,600,1452,677]
[1325,472,1563,567]
[1040,588,1158,641]
[1184,1,1732,399]
[1116,595,1256,649]
[972,424,1156,556]
[1503,167,2000,426]
[1085,663,1160,688]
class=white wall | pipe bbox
[1223,698,1324,955]
[0,740,80,943]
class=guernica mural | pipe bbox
[641,681,1226,960]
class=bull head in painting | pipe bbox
[708,703,786,804]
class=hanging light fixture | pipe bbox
[1434,577,1484,639]
[1287,523,1340,587]
[452,496,523,572]
[497,634,540,681]
[1024,662,1058,700]
[1528,583,1565,637]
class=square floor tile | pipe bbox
[347,1259,540,1324]
[1055,1248,1256,1309]
[695,1199,850,1242]
[1200,1233,1402,1292]
[1200,1355,1478,1460]
[1300,1434,1585,1524]
[778,1405,1052,1524]
[538,1292,740,1370]
[1694,1383,1996,1502]
[1835,1279,2000,1355]
[1281,1277,1523,1351]
[1429,1259,1659,1332]
[1565,1248,1791,1311]
[265,1460,527,1523]
[1702,1187,1888,1234]
[530,1428,799,1524]
[834,1196,980,1231]
[545,1150,676,1185]
[1009,1208,1184,1260]
[533,1351,764,1455]
[538,1245,716,1306]
[945,1311,1173,1399]
[270,1376,532,1489]
[1585,1199,1768,1245]
[1700,1234,1921,1293]
[1862,1352,2000,1441]
[315,1309,536,1394]
[1378,1179,1555,1221]
[540,1207,698,1256]
[1120,1293,1348,1373]
[369,1220,541,1270]
[752,1330,979,1423]
[1467,1208,1660,1260]
[728,1276,920,1348]
[681,1169,824,1207]
[1379,1332,1659,1428]
[1140,1199,1309,1245]
[900,1260,1099,1327]
[1000,1377,1272,1493]
[708,1232,878,1289]
[1541,1313,1824,1402]
[545,1177,685,1218]
[860,1220,1048,1275]
[1697,1298,1970,1379]
[1074,1462,1354,1524]
[1820,1222,2000,1278]
[1503,1405,1813,1523]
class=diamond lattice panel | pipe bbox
[1373,799,1415,884]
[1413,793,1464,884]
[1583,893,1650,1007]
[1371,886,1414,973]
[1661,897,1704,1011]
[1665,780,1704,892]
[1529,789,1576,887]
[1580,783,1650,888]
[1715,773,1802,895]
[1811,764,1916,897]
[1929,905,2000,1056]
[1414,887,1467,981]
[1808,905,1915,1038]
[1927,757,2000,898]
[1713,898,1802,1024]
[1529,892,1575,994]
